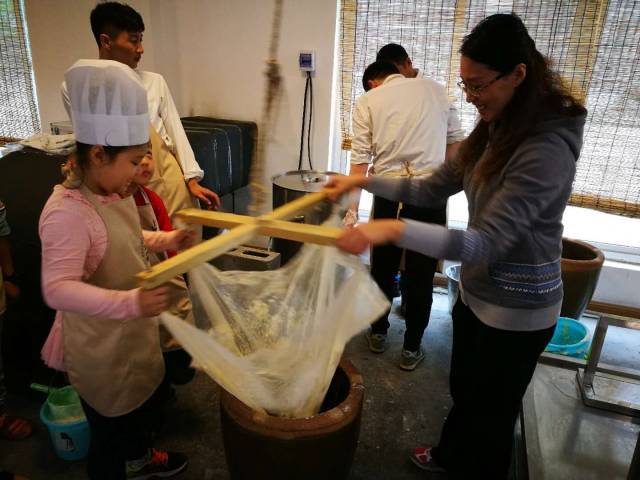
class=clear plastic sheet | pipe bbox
[160,239,389,418]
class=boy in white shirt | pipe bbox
[377,42,419,78]
[350,60,464,370]
[62,1,220,224]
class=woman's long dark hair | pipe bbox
[457,13,586,183]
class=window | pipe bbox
[0,0,40,141]
[336,0,640,250]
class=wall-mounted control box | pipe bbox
[299,50,315,72]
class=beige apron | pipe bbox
[147,127,202,241]
[62,185,164,417]
[135,187,195,351]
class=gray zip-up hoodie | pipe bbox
[366,109,587,311]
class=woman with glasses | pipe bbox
[326,13,586,479]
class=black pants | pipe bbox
[370,196,446,351]
[81,385,166,480]
[432,298,555,479]
[163,348,195,386]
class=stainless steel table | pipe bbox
[522,364,639,479]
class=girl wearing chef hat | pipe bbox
[39,59,192,480]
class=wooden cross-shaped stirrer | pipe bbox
[137,192,342,289]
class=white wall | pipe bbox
[25,0,338,208]
[24,0,157,132]
[149,0,338,206]
[592,262,640,308]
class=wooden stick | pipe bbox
[262,191,328,221]
[256,220,341,246]
[176,191,328,226]
[137,223,259,289]
[176,209,254,230]
[138,191,333,289]
[175,209,341,246]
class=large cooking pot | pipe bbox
[272,170,336,265]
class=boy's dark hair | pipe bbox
[90,2,145,47]
[362,61,399,91]
[376,43,410,65]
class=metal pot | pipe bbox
[271,170,336,265]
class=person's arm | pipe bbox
[445,142,462,164]
[142,229,195,253]
[342,135,576,263]
[158,77,220,208]
[446,101,465,144]
[40,207,142,319]
[159,76,203,181]
[350,97,374,168]
[444,100,464,163]
[347,163,369,220]
[346,98,374,219]
[61,81,71,118]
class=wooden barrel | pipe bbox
[219,359,364,480]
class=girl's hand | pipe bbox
[324,174,369,201]
[336,220,405,254]
[170,229,197,251]
[139,286,170,317]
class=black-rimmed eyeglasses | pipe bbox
[457,72,506,96]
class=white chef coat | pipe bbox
[351,74,464,177]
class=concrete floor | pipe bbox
[1,291,639,479]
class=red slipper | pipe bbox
[0,413,33,441]
[409,446,445,472]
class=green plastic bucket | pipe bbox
[31,383,86,423]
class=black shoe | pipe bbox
[366,331,387,353]
[399,348,425,371]
[126,449,187,479]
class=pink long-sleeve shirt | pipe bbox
[40,185,175,320]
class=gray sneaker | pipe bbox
[367,332,387,353]
[400,348,425,371]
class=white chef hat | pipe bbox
[65,59,149,146]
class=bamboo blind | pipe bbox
[338,0,640,218]
[0,0,40,140]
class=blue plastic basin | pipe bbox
[545,317,591,358]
